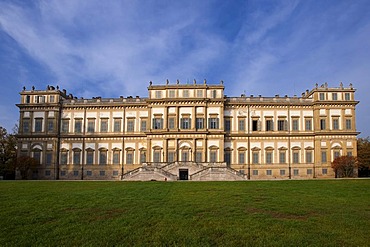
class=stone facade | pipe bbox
[16,81,359,180]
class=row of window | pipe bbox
[319,92,351,101]
[23,115,353,134]
[43,148,350,166]
[58,170,119,177]
[24,95,56,104]
[23,117,221,133]
[154,89,218,99]
[251,168,328,176]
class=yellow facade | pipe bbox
[16,82,358,180]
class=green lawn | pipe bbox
[0,180,369,246]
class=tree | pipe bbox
[331,155,358,178]
[13,156,38,180]
[0,126,17,179]
[357,137,370,177]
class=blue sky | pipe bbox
[0,0,369,136]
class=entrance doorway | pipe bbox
[179,169,189,180]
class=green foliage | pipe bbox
[0,126,17,179]
[357,137,370,176]
[0,180,369,246]
[14,156,38,179]
[331,155,358,178]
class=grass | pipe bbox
[0,180,369,246]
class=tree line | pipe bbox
[1,125,370,179]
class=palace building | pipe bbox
[16,81,358,180]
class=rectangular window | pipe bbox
[61,152,68,165]
[60,171,66,176]
[280,170,286,176]
[320,119,326,130]
[307,169,313,175]
[266,119,273,131]
[197,90,203,98]
[168,118,175,129]
[126,152,133,164]
[35,118,43,132]
[266,152,273,164]
[99,150,107,165]
[33,151,41,164]
[252,170,258,176]
[266,170,272,176]
[100,171,105,176]
[86,171,92,176]
[141,119,147,131]
[345,93,350,101]
[181,151,189,162]
[252,120,260,131]
[305,119,312,131]
[293,152,299,163]
[224,152,231,166]
[238,119,245,131]
[183,90,189,97]
[225,119,231,131]
[153,150,161,162]
[113,151,120,164]
[169,90,175,98]
[26,95,30,103]
[332,119,339,130]
[278,120,287,131]
[332,93,338,100]
[321,151,327,163]
[73,170,78,176]
[168,151,175,163]
[252,152,259,164]
[306,151,312,163]
[347,151,353,157]
[210,151,217,162]
[48,119,54,132]
[61,119,69,133]
[23,119,30,133]
[196,118,204,129]
[127,119,135,132]
[212,90,217,98]
[100,119,108,132]
[87,150,94,165]
[45,170,51,176]
[49,95,55,103]
[279,152,286,163]
[322,168,327,174]
[208,118,219,129]
[238,152,245,164]
[180,117,191,129]
[292,119,299,131]
[114,119,121,132]
[75,119,82,133]
[196,151,202,162]
[46,152,53,166]
[334,151,340,159]
[73,150,81,165]
[155,91,162,98]
[140,151,146,164]
[293,169,299,176]
[112,170,118,176]
[319,93,325,100]
[346,119,352,130]
[153,118,163,129]
[87,119,95,133]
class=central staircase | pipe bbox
[122,162,246,181]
